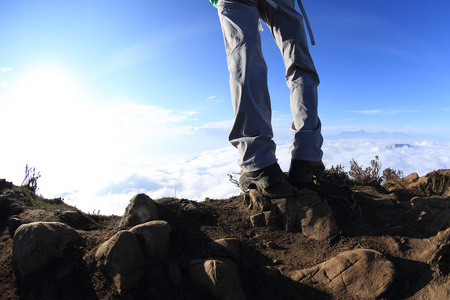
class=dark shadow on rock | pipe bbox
[305,179,363,238]
[438,245,450,276]
[58,210,97,230]
[136,197,331,300]
[353,191,450,239]
[131,260,219,300]
[351,190,410,236]
[15,241,97,300]
[0,195,12,236]
[156,198,218,264]
[0,179,13,193]
[310,177,450,239]
[127,198,222,299]
[380,256,434,300]
[243,264,331,300]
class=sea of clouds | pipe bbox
[2,66,449,216]
[59,137,449,216]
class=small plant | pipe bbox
[228,173,240,188]
[348,156,383,186]
[382,167,404,183]
[325,164,351,185]
[21,164,41,193]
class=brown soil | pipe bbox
[1,172,450,299]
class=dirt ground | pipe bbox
[1,172,449,299]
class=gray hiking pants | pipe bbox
[217,0,323,172]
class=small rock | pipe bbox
[273,189,339,240]
[181,201,205,214]
[48,197,64,205]
[59,210,94,230]
[189,258,246,300]
[0,179,13,191]
[60,210,83,220]
[404,173,419,183]
[95,230,145,294]
[263,208,277,229]
[265,241,278,249]
[129,220,172,260]
[119,194,159,229]
[8,203,24,215]
[249,213,265,227]
[296,189,340,241]
[208,238,241,259]
[7,215,22,238]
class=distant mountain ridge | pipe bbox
[325,130,442,141]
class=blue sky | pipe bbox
[1,0,449,214]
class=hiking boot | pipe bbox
[239,163,284,191]
[288,160,325,185]
[256,177,297,199]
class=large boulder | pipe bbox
[287,249,396,299]
[190,258,246,300]
[13,221,81,277]
[12,221,95,299]
[129,220,172,260]
[95,230,145,294]
[386,170,450,197]
[119,193,159,229]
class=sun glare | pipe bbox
[13,64,79,105]
[5,64,85,146]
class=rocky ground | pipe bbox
[0,169,449,300]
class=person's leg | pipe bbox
[218,0,278,173]
[259,0,323,163]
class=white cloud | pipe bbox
[201,120,233,130]
[351,109,420,115]
[62,146,242,215]
[0,71,209,208]
[0,66,12,87]
[54,136,450,216]
[206,96,221,103]
[2,72,448,217]
[350,109,385,115]
[113,102,197,124]
[322,139,449,178]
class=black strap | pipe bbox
[297,0,315,45]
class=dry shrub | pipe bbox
[21,164,41,193]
